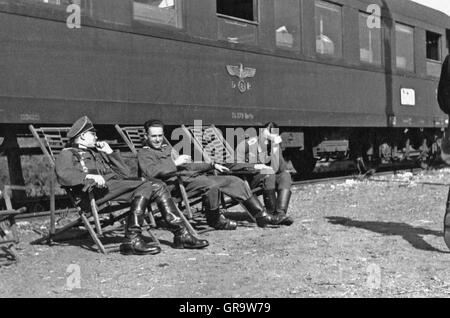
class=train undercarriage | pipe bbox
[281,126,446,178]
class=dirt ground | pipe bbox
[2,168,450,298]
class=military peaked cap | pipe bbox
[67,116,96,139]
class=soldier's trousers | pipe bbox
[183,175,252,210]
[95,178,168,205]
[248,171,292,191]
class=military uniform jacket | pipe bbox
[235,137,288,173]
[137,143,213,182]
[55,146,134,188]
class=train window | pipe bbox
[217,0,257,22]
[274,0,301,50]
[426,31,442,77]
[21,0,78,5]
[426,31,441,61]
[358,12,382,65]
[314,0,342,58]
[133,0,182,28]
[9,0,91,21]
[446,30,450,55]
[217,0,258,44]
[395,23,414,72]
[15,0,83,10]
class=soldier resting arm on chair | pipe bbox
[55,116,209,256]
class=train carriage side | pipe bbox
[0,0,449,175]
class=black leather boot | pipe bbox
[262,189,277,214]
[274,189,294,226]
[156,193,209,249]
[205,208,237,230]
[173,227,209,249]
[242,196,280,228]
[156,192,184,229]
[120,196,161,255]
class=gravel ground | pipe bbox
[2,168,450,298]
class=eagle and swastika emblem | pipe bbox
[226,63,256,93]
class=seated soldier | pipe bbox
[236,122,294,226]
[55,116,208,256]
[137,120,284,229]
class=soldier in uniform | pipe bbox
[137,120,284,230]
[235,122,294,226]
[55,116,209,256]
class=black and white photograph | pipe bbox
[1,0,450,301]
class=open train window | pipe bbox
[274,0,301,50]
[217,0,257,22]
[446,30,450,55]
[359,11,382,65]
[133,0,182,28]
[217,0,258,45]
[395,23,414,72]
[315,0,342,58]
[426,31,441,61]
[426,31,442,77]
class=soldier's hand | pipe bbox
[85,174,106,187]
[214,163,230,173]
[174,155,192,166]
[96,141,113,154]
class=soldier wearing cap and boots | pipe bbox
[55,116,209,255]
[137,120,282,229]
[236,122,294,226]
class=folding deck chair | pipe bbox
[181,124,263,216]
[29,125,152,254]
[115,125,200,237]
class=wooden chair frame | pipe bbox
[29,125,153,254]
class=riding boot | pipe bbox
[262,189,277,214]
[274,189,294,226]
[205,208,237,230]
[155,192,184,229]
[241,196,281,228]
[120,196,161,255]
[156,193,209,249]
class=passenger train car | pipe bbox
[0,0,449,175]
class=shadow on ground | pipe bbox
[326,216,448,254]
